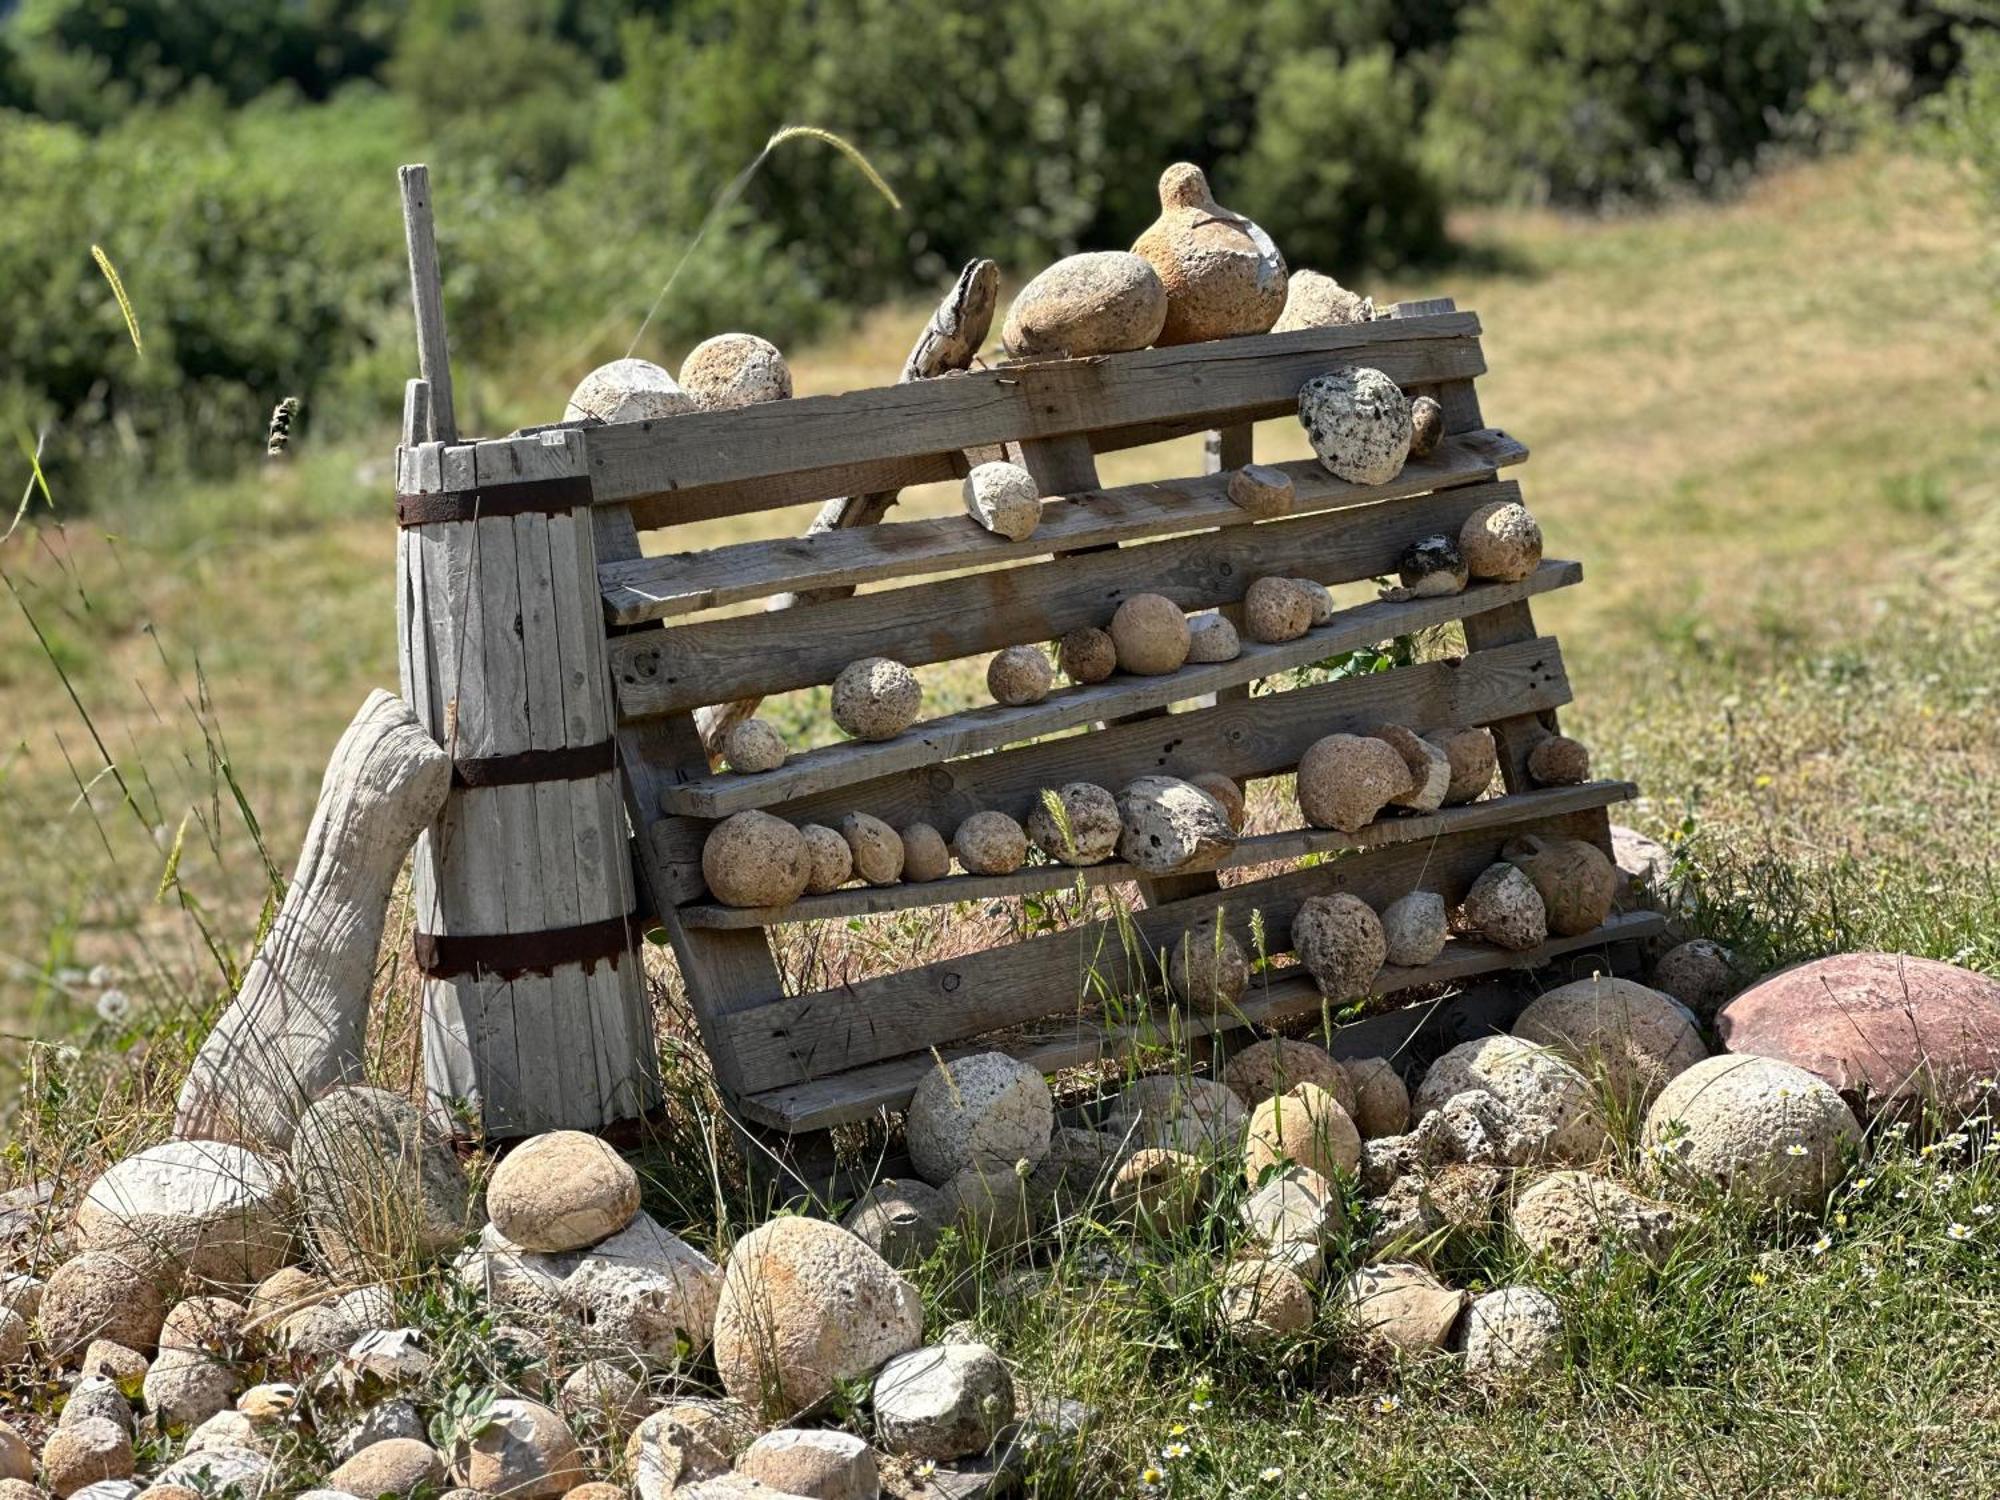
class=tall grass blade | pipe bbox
[90,245,143,355]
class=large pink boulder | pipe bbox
[1717,953,2000,1120]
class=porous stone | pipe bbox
[800,824,854,893]
[151,1447,271,1500]
[326,1438,445,1499]
[1459,501,1543,582]
[1461,863,1548,952]
[1511,1170,1678,1271]
[1425,726,1497,805]
[60,1378,132,1436]
[1167,918,1249,1008]
[938,1167,1034,1252]
[1104,1076,1247,1158]
[1109,1149,1207,1233]
[906,1053,1054,1185]
[1361,1174,1444,1261]
[1527,734,1591,787]
[0,1483,36,1500]
[38,1255,167,1365]
[1023,1129,1124,1223]
[143,1347,239,1433]
[1184,613,1240,663]
[721,720,787,775]
[1416,1037,1607,1165]
[1271,269,1371,332]
[1108,595,1190,676]
[1291,579,1336,626]
[1186,772,1244,831]
[736,1428,879,1500]
[1651,939,1738,1020]
[1343,1058,1411,1139]
[1296,733,1411,832]
[951,811,1028,877]
[557,1362,646,1435]
[1396,535,1467,598]
[873,1343,1015,1461]
[1642,1053,1859,1210]
[1025,783,1121,866]
[158,1296,246,1359]
[703,812,811,908]
[244,1266,325,1330]
[961,462,1041,542]
[563,359,696,424]
[1001,251,1167,358]
[831,658,922,741]
[1243,1084,1361,1184]
[1222,1039,1350,1112]
[711,1218,923,1420]
[1298,367,1412,486]
[986,645,1053,706]
[1515,976,1706,1112]
[897,823,950,883]
[1379,891,1449,968]
[1291,893,1386,1000]
[1217,1258,1313,1345]
[1369,724,1452,813]
[76,1142,290,1287]
[1225,464,1295,518]
[1115,776,1236,876]
[1241,576,1313,644]
[626,1401,758,1500]
[326,1282,396,1335]
[1341,1262,1466,1353]
[841,1180,950,1269]
[39,1423,132,1500]
[1462,1287,1562,1381]
[1056,627,1116,685]
[1131,163,1286,345]
[679,334,792,412]
[1504,834,1621,938]
[562,1486,624,1500]
[838,811,905,886]
[1239,1165,1343,1282]
[1410,1088,1540,1172]
[489,1132,640,1254]
[292,1086,471,1277]
[452,1399,581,1500]
[1408,395,1444,459]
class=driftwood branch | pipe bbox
[695,259,1000,760]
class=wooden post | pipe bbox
[399,164,457,445]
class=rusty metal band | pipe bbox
[413,912,636,981]
[451,739,615,789]
[396,474,592,527]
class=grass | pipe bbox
[0,142,1997,1495]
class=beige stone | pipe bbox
[897,822,950,883]
[1527,734,1591,786]
[1109,1149,1207,1233]
[488,1132,640,1254]
[830,658,922,741]
[1291,893,1386,999]
[38,1254,167,1365]
[838,811,904,886]
[327,1439,444,1500]
[1225,464,1295,518]
[1185,613,1241,664]
[961,462,1041,541]
[1108,595,1190,675]
[75,1142,291,1287]
[1642,1054,1858,1211]
[1131,163,1286,345]
[1001,251,1167,358]
[39,1422,131,1500]
[1187,772,1244,831]
[452,1399,582,1500]
[720,719,786,774]
[1368,723,1450,812]
[1025,783,1120,866]
[1515,976,1706,1112]
[702,812,810,908]
[1341,1262,1466,1353]
[1271,269,1371,332]
[906,1052,1053,1185]
[1242,576,1313,644]
[1243,1084,1361,1183]
[1295,733,1410,832]
[1167,917,1249,1008]
[1462,863,1548,951]
[1425,726,1498,805]
[1460,501,1543,582]
[1222,1039,1351,1112]
[564,359,695,424]
[679,333,791,411]
[1116,776,1236,875]
[799,824,853,893]
[1511,1170,1678,1271]
[986,644,1053,706]
[1056,627,1116,685]
[1504,835,1621,937]
[1417,1036,1607,1165]
[1218,1258,1314,1345]
[1408,395,1444,459]
[1344,1058,1411,1139]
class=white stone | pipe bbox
[1297,367,1412,485]
[1641,1053,1859,1210]
[873,1343,1014,1461]
[1115,776,1236,876]
[736,1428,879,1500]
[906,1053,1054,1185]
[1238,1165,1342,1282]
[75,1141,291,1285]
[1104,1075,1246,1158]
[1462,1286,1564,1380]
[961,462,1041,541]
[1379,891,1448,967]
[564,359,697,424]
[152,1445,273,1499]
[1415,1036,1607,1164]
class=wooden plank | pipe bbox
[1460,599,1554,794]
[398,165,457,444]
[576,314,1483,524]
[736,908,1666,1129]
[1393,297,1484,435]
[663,562,1579,817]
[683,779,1633,928]
[610,476,1531,720]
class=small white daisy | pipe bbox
[1946,1223,1974,1243]
[1259,1468,1284,1483]
[1809,1235,1832,1256]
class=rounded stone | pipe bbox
[1109,1149,1208,1233]
[1225,464,1295,518]
[1186,772,1244,831]
[1462,863,1548,952]
[452,1399,582,1500]
[840,1180,950,1269]
[1108,595,1190,676]
[1271,269,1371,332]
[1379,891,1449,968]
[986,645,1053,707]
[1115,776,1236,876]
[937,1167,1033,1252]
[151,1446,270,1499]
[712,1218,923,1419]
[1515,977,1706,1112]
[1184,613,1241,664]
[626,1400,758,1500]
[951,812,1027,876]
[1504,835,1621,938]
[1023,1129,1124,1223]
[1001,251,1168,358]
[39,1422,131,1500]
[1056,627,1116,685]
[1368,724,1451,813]
[564,359,696,424]
[1222,1039,1350,1112]
[326,1439,444,1500]
[562,1487,623,1500]
[1167,918,1249,1008]
[1104,1076,1247,1158]
[1425,726,1498,805]
[737,1427,878,1500]
[1460,501,1543,582]
[1131,163,1287,346]
[0,1482,36,1500]
[1417,1036,1608,1165]
[1408,395,1445,459]
[799,824,854,894]
[1642,1053,1860,1210]
[1291,893,1386,1000]
[557,1362,646,1435]
[1217,1258,1313,1346]
[839,812,904,886]
[960,462,1041,541]
[244,1266,325,1330]
[0,1273,42,1323]
[78,1343,146,1396]
[906,1053,1054,1185]
[75,1142,290,1288]
[1462,1286,1563,1380]
[679,334,791,412]
[0,1307,24,1367]
[158,1296,246,1359]
[1717,953,2000,1121]
[1344,1058,1410,1139]
[873,1342,1015,1461]
[326,1399,423,1462]
[1397,535,1468,598]
[489,1132,641,1254]
[1290,579,1335,626]
[1511,1170,1677,1271]
[1651,939,1738,1020]
[702,812,811,908]
[897,823,950,883]
[1342,1262,1466,1353]
[143,1347,239,1432]
[38,1254,168,1365]
[1025,783,1120,866]
[1527,734,1591,787]
[831,658,922,741]
[721,720,786,775]
[1296,733,1411,833]
[1243,1084,1361,1184]
[1242,576,1313,645]
[1298,367,1412,486]
[292,1087,471,1277]
[0,1425,24,1485]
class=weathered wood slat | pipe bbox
[711,794,1611,1096]
[599,428,1523,625]
[611,477,1532,720]
[576,314,1483,526]
[738,909,1663,1130]
[643,634,1572,909]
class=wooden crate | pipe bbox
[396,287,1659,1150]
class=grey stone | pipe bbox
[873,1342,1014,1461]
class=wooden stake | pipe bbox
[399,164,457,445]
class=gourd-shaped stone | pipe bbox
[1131,163,1288,346]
